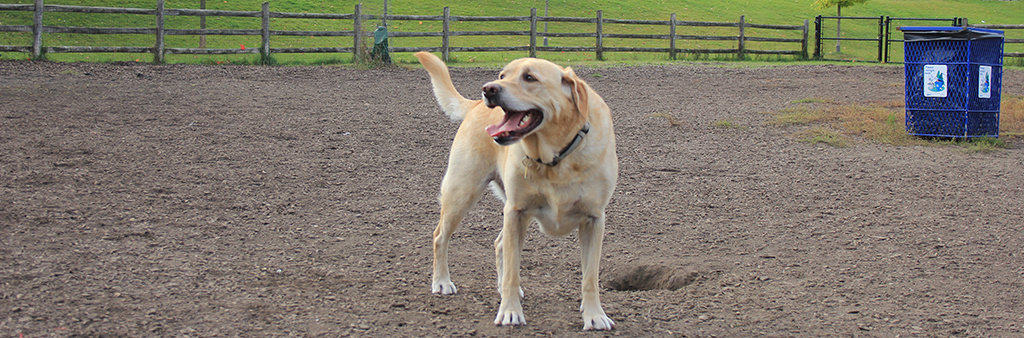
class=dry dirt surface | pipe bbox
[2,60,1023,337]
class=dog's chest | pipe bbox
[513,177,599,214]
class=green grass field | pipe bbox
[0,0,1022,65]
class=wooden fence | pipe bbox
[0,0,810,63]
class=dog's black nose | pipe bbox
[482,83,502,98]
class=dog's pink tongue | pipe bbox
[485,111,526,137]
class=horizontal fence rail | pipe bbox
[0,0,810,63]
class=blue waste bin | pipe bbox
[902,27,1004,137]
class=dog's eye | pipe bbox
[523,74,537,82]
[499,74,505,80]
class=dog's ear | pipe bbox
[563,67,590,118]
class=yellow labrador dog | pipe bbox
[413,52,617,331]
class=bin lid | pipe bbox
[900,26,1003,41]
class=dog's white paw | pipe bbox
[431,279,457,295]
[494,309,527,326]
[582,312,615,331]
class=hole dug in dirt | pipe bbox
[604,265,701,291]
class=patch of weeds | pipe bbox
[591,72,603,78]
[929,137,1010,153]
[794,126,849,147]
[32,48,47,61]
[258,51,278,66]
[878,100,905,109]
[962,137,1010,153]
[836,105,924,147]
[648,113,681,127]
[711,119,745,129]
[885,111,899,126]
[1001,95,1024,138]
[59,69,82,76]
[789,98,832,104]
[771,98,1019,151]
[769,100,931,147]
[768,106,832,125]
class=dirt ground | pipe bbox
[1,59,1023,337]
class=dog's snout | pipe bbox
[482,83,502,98]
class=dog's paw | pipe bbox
[431,279,457,295]
[582,312,615,331]
[493,309,527,326]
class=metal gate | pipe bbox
[814,15,961,63]
[884,17,964,63]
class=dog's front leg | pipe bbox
[494,207,531,326]
[494,232,525,300]
[579,213,615,330]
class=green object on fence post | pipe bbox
[371,26,391,63]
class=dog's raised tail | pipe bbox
[414,52,472,121]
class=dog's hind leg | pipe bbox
[432,162,492,295]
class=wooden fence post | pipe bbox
[669,13,677,60]
[155,0,165,64]
[802,19,809,60]
[529,8,537,58]
[353,4,362,63]
[596,10,603,61]
[261,1,270,60]
[32,0,42,60]
[442,7,450,61]
[737,15,745,60]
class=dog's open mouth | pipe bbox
[485,108,543,145]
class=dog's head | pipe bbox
[481,58,591,146]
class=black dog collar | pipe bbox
[527,122,590,167]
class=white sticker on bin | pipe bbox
[924,65,948,98]
[978,65,992,99]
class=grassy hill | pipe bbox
[0,0,1021,65]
